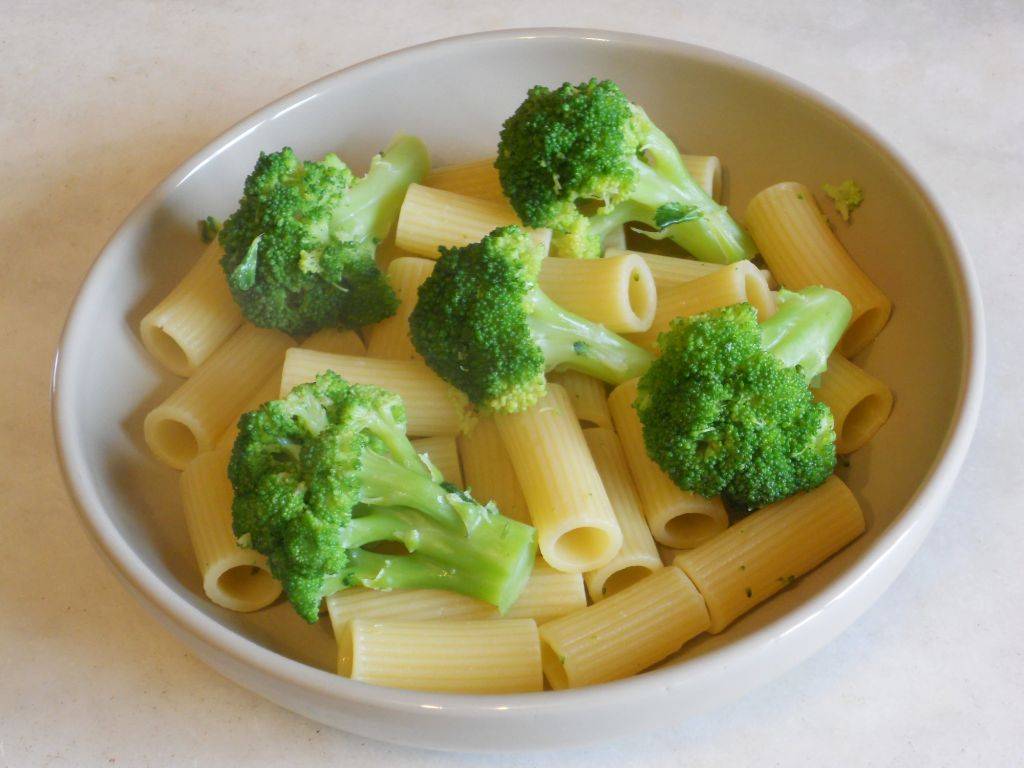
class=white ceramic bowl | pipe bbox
[53,29,984,751]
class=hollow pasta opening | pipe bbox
[838,392,890,453]
[601,565,655,598]
[664,513,722,549]
[551,526,616,568]
[839,305,889,356]
[141,324,190,375]
[540,640,569,690]
[214,564,279,606]
[626,264,656,328]
[149,417,199,466]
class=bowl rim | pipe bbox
[52,27,985,718]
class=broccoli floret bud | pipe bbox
[497,79,756,263]
[229,371,537,622]
[409,226,653,414]
[636,287,852,510]
[219,135,429,335]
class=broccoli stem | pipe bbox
[357,450,467,529]
[526,289,653,384]
[760,287,853,381]
[329,134,429,244]
[334,506,536,612]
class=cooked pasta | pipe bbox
[582,428,662,600]
[681,154,722,200]
[339,618,543,693]
[457,417,531,524]
[180,447,280,612]
[144,324,292,469]
[409,435,463,487]
[745,182,891,355]
[539,567,709,689]
[365,256,436,360]
[395,184,551,258]
[139,243,242,376]
[674,475,865,633]
[815,353,894,454]
[537,251,656,333]
[607,379,728,548]
[422,158,508,204]
[495,385,622,572]
[629,260,775,352]
[280,348,467,437]
[606,248,721,291]
[548,371,611,429]
[326,559,585,633]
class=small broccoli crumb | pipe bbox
[777,574,797,587]
[558,654,567,665]
[745,587,753,598]
[822,180,864,222]
[198,216,222,243]
[572,340,592,357]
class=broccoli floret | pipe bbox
[822,180,864,222]
[198,215,222,243]
[409,226,653,413]
[229,371,537,622]
[636,286,853,510]
[218,135,429,335]
[496,79,756,263]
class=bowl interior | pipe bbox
[57,32,970,684]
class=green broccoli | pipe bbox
[496,79,756,263]
[198,215,222,243]
[636,286,852,510]
[822,180,864,222]
[409,226,653,414]
[218,135,429,335]
[229,371,537,622]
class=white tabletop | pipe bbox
[3,1,1021,765]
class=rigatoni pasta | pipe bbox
[422,158,508,204]
[674,475,865,632]
[395,184,551,258]
[180,447,281,612]
[815,353,894,454]
[681,154,722,200]
[582,428,661,600]
[606,248,721,291]
[537,251,656,333]
[144,324,292,468]
[548,370,611,429]
[495,385,622,572]
[608,379,728,548]
[457,417,531,524]
[745,181,891,355]
[280,348,468,437]
[139,243,242,376]
[539,567,709,689]
[366,257,436,360]
[409,435,463,487]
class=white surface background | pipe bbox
[2,1,1022,765]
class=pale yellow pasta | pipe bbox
[607,379,728,548]
[602,225,628,251]
[457,417,531,524]
[815,353,894,454]
[495,385,622,572]
[674,475,865,633]
[139,243,243,377]
[606,248,721,291]
[339,619,543,693]
[144,324,292,469]
[681,154,722,200]
[539,567,709,689]
[365,256,435,360]
[582,428,662,601]
[280,349,467,437]
[395,184,551,259]
[302,328,366,357]
[548,370,611,429]
[422,158,508,204]
[745,182,891,356]
[629,260,775,352]
[180,447,280,612]
[409,435,463,487]
[537,251,656,333]
[326,559,585,635]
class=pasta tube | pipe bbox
[144,324,292,468]
[395,184,550,259]
[674,475,865,632]
[537,251,656,333]
[339,618,543,693]
[422,158,508,204]
[409,435,463,487]
[180,447,280,611]
[606,248,721,292]
[681,154,722,200]
[607,379,728,548]
[280,348,468,437]
[365,256,436,360]
[139,243,243,376]
[815,353,894,454]
[495,385,622,572]
[628,260,775,353]
[582,428,662,600]
[539,567,709,689]
[548,370,611,429]
[457,417,531,524]
[745,182,891,355]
